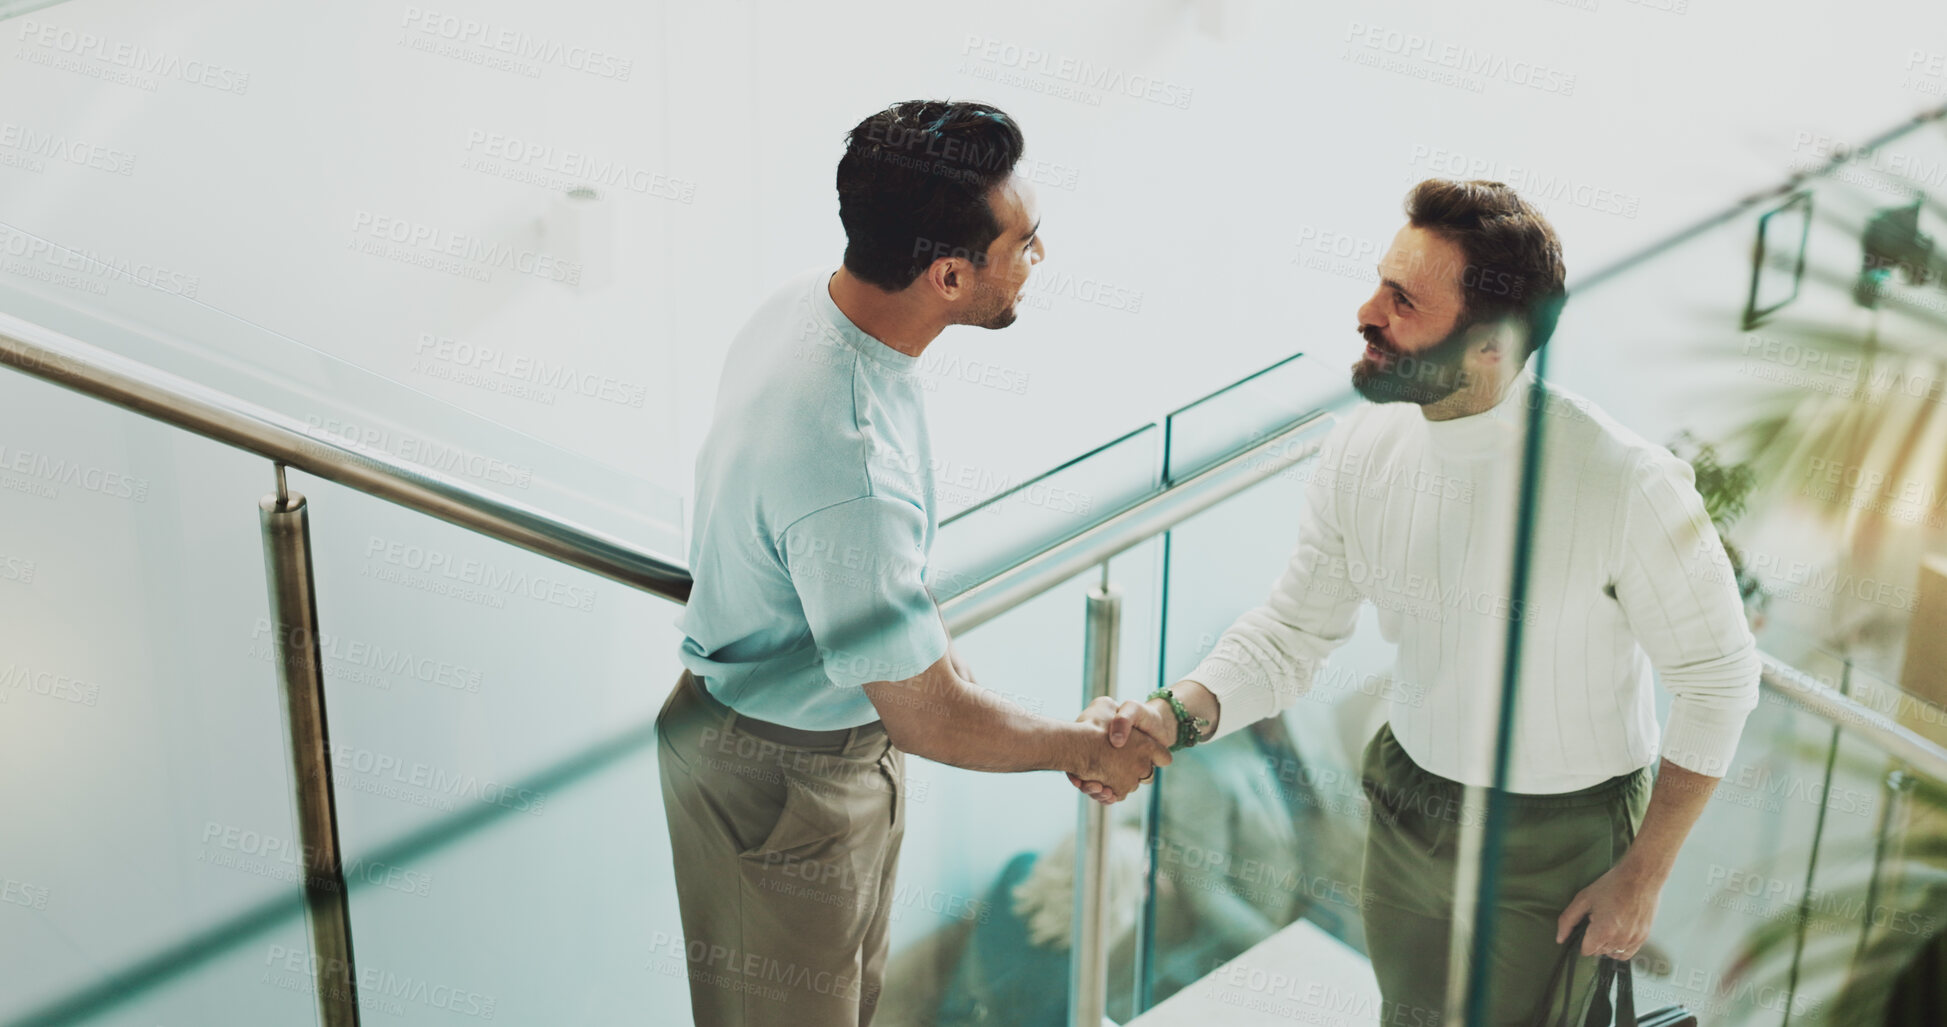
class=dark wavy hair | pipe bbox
[837,100,1026,291]
[1405,179,1568,355]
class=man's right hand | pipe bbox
[1066,697,1172,803]
[1067,682,1223,801]
[1108,697,1179,752]
[864,653,1172,791]
[1108,681,1219,753]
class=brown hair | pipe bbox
[1405,179,1567,355]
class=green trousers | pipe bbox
[1359,722,1652,1027]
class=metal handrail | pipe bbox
[939,413,1332,634]
[0,310,691,601]
[1761,655,1947,781]
[9,308,1947,786]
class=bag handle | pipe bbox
[1530,917,1591,1027]
[1584,952,1638,1027]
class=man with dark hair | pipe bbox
[1083,179,1759,1024]
[1350,178,1566,405]
[659,99,1167,1027]
[836,100,1027,308]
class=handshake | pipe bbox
[1061,691,1201,805]
[869,651,1221,803]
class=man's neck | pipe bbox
[1419,366,1522,422]
[828,267,947,358]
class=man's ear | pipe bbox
[1469,318,1517,365]
[923,258,972,302]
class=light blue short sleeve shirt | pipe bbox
[676,267,949,730]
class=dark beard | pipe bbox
[1351,322,1472,405]
[978,304,1018,330]
[969,275,1019,330]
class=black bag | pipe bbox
[1536,919,1698,1027]
[1584,955,1698,1027]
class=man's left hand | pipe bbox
[1556,859,1664,960]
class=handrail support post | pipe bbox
[260,469,361,1027]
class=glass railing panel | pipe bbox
[1786,657,1947,1025]
[1137,421,1394,1015]
[284,467,693,1025]
[1567,651,1947,1027]
[879,536,1164,1026]
[1161,352,1344,485]
[1496,113,1947,1026]
[1851,760,1947,1023]
[0,231,684,560]
[1136,299,1542,1023]
[1117,110,1947,1027]
[881,342,1340,1026]
[1615,655,1838,1024]
[1845,545,1947,1027]
[1142,358,1361,1016]
[0,369,318,1026]
[929,424,1162,602]
[1527,125,1947,688]
[29,939,326,1027]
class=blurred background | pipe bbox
[3,0,1947,1025]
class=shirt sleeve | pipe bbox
[783,496,950,690]
[1186,421,1366,740]
[1612,449,1762,777]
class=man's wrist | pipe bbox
[1171,680,1220,740]
[1144,697,1175,730]
[1149,686,1213,750]
[1055,719,1103,778]
[1614,847,1674,884]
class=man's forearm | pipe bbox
[867,668,1093,775]
[1552,756,1722,954]
[1616,758,1719,880]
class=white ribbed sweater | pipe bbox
[1188,371,1761,792]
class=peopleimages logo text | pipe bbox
[1343,22,1577,95]
[0,443,149,501]
[0,231,200,296]
[413,333,649,408]
[400,6,632,80]
[461,129,694,202]
[960,36,1195,109]
[349,210,582,285]
[14,18,251,93]
[0,122,135,174]
[363,536,598,613]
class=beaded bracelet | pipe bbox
[1148,686,1211,751]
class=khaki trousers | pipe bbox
[1359,722,1652,1027]
[656,671,906,1027]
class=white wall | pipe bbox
[4,0,1944,525]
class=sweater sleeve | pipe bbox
[1185,419,1366,741]
[1612,449,1762,777]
